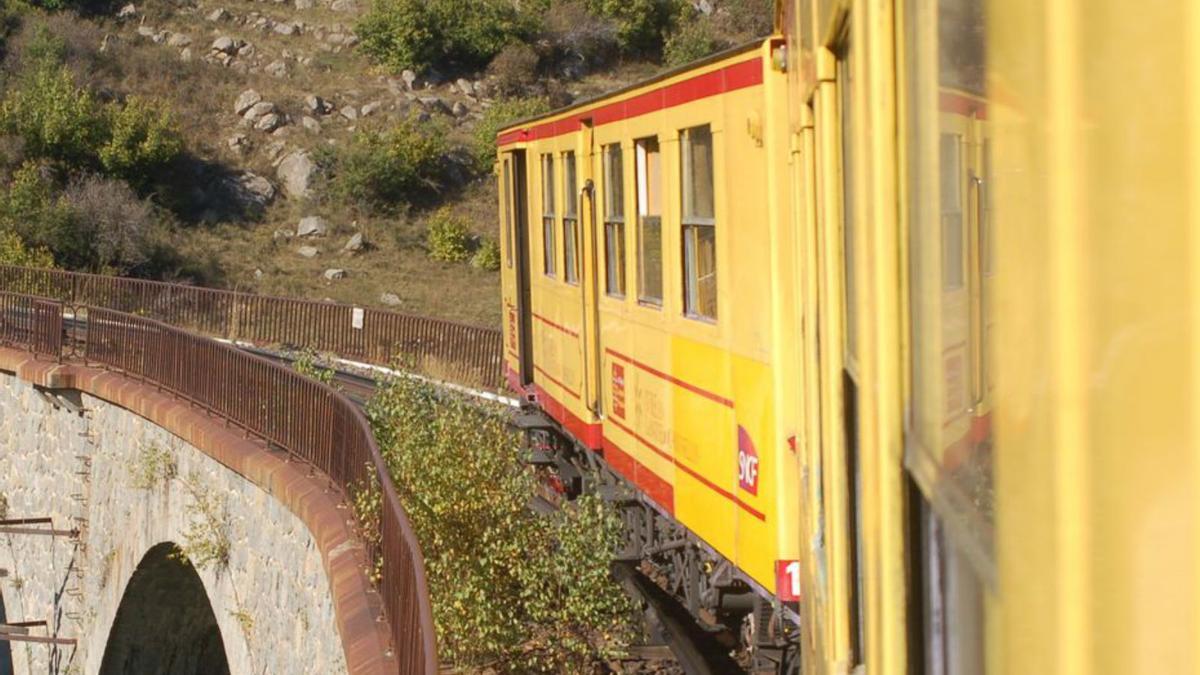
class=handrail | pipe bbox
[0,265,504,390]
[0,292,438,673]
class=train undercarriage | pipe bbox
[514,406,800,675]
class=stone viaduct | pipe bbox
[0,350,397,675]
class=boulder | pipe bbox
[401,69,419,90]
[418,96,449,115]
[301,116,321,133]
[179,47,193,62]
[273,228,293,240]
[136,25,156,38]
[243,100,276,121]
[342,232,366,253]
[304,94,331,114]
[226,133,251,153]
[207,8,230,21]
[234,89,262,115]
[265,60,288,78]
[273,21,300,36]
[323,268,347,280]
[451,101,468,117]
[220,172,276,213]
[360,101,382,117]
[117,3,137,18]
[254,113,284,132]
[330,0,356,11]
[211,36,237,53]
[253,269,264,280]
[295,0,314,8]
[455,78,475,96]
[167,33,192,48]
[296,215,330,237]
[339,106,358,121]
[380,292,401,307]
[297,246,320,258]
[278,151,317,199]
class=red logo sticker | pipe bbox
[775,560,801,602]
[507,305,518,352]
[737,426,759,495]
[611,363,626,418]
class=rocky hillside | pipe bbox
[0,0,771,328]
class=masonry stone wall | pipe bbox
[0,371,350,675]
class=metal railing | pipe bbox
[0,266,504,390]
[0,293,437,673]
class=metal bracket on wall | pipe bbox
[0,518,78,538]
[0,621,76,646]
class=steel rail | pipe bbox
[0,291,438,674]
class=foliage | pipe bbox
[426,208,472,263]
[331,115,449,211]
[0,231,54,267]
[293,349,338,386]
[583,0,680,54]
[172,472,232,570]
[128,443,178,490]
[0,492,7,520]
[487,43,540,98]
[0,162,76,263]
[58,174,161,273]
[471,97,551,173]
[664,13,725,67]
[0,63,103,166]
[99,97,183,189]
[358,0,537,73]
[366,377,636,671]
[471,238,501,271]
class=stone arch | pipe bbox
[0,587,12,675]
[98,543,230,675]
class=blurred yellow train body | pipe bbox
[499,0,1200,672]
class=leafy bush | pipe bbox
[542,0,619,76]
[99,97,183,189]
[664,14,725,67]
[426,208,472,263]
[0,64,103,166]
[366,377,636,671]
[471,97,551,173]
[487,43,540,98]
[471,238,501,271]
[358,0,537,73]
[331,115,449,211]
[0,230,54,268]
[584,0,679,54]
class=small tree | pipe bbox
[0,63,103,167]
[426,208,472,263]
[332,115,449,211]
[99,97,183,190]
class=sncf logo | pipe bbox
[737,426,759,496]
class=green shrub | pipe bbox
[471,97,551,173]
[584,0,680,54]
[664,14,725,67]
[487,43,540,98]
[99,97,183,189]
[0,64,103,166]
[332,115,449,211]
[471,238,501,271]
[358,0,536,73]
[426,208,472,263]
[366,377,636,671]
[0,230,54,268]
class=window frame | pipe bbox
[562,151,580,285]
[603,143,627,299]
[635,136,664,308]
[541,153,557,278]
[680,125,717,321]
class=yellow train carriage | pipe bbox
[496,39,803,639]
[784,0,1200,673]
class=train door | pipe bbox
[505,150,535,386]
[580,120,603,415]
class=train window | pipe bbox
[502,158,513,269]
[840,40,859,367]
[940,134,964,290]
[604,143,626,297]
[904,0,994,669]
[563,151,579,284]
[636,137,663,306]
[681,125,716,320]
[542,154,557,277]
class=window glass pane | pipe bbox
[502,159,512,268]
[542,154,555,216]
[683,225,716,319]
[682,126,714,222]
[605,144,624,221]
[563,152,577,217]
[637,138,663,305]
[606,222,625,296]
[543,216,556,276]
[840,45,858,365]
[564,217,579,284]
[904,0,994,594]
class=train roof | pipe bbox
[495,38,771,146]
